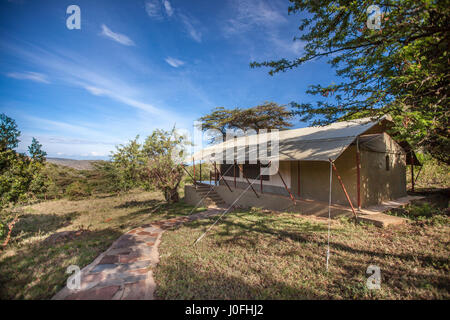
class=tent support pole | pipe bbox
[260,162,263,194]
[410,152,415,192]
[193,158,196,186]
[330,159,357,220]
[182,165,196,185]
[297,161,301,198]
[199,161,202,184]
[356,137,361,210]
[234,161,237,188]
[214,161,217,186]
[213,161,233,192]
[277,170,296,204]
[238,164,259,198]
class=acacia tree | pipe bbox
[141,127,189,203]
[251,0,449,164]
[197,102,293,139]
[233,102,293,132]
[110,136,145,192]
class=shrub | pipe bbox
[65,181,92,200]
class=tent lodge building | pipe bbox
[184,116,420,218]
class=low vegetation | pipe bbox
[0,190,206,299]
[155,204,449,300]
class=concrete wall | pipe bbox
[210,184,298,212]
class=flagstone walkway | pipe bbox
[52,208,222,300]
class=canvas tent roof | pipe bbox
[188,115,392,163]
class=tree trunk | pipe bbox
[164,187,179,203]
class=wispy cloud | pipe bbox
[144,1,202,43]
[145,0,163,19]
[165,57,185,68]
[100,24,135,46]
[179,13,202,43]
[223,0,287,37]
[145,0,173,19]
[6,71,50,83]
[222,0,303,58]
[163,0,174,17]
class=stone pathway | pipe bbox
[52,208,222,300]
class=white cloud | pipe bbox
[223,0,287,37]
[145,0,163,19]
[144,1,202,43]
[100,24,135,46]
[6,71,49,83]
[179,14,202,43]
[163,0,174,17]
[165,57,185,68]
[145,0,173,19]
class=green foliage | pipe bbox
[197,102,293,141]
[0,113,20,152]
[251,0,449,164]
[106,127,190,202]
[65,180,92,200]
[109,136,145,193]
[141,127,190,203]
[28,137,47,163]
[408,153,450,189]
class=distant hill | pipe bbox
[46,158,102,170]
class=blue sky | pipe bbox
[0,0,336,159]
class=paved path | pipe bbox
[52,208,222,300]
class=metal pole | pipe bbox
[193,158,196,185]
[297,161,300,198]
[356,137,361,210]
[234,161,237,188]
[277,170,296,204]
[260,162,263,194]
[238,164,259,198]
[214,161,217,186]
[330,159,357,220]
[199,161,202,184]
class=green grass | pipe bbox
[154,207,450,299]
[0,190,206,299]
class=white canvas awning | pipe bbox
[187,115,391,163]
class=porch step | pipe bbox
[194,185,226,207]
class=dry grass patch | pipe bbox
[155,208,449,300]
[0,190,206,299]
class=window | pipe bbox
[242,161,270,180]
[220,163,238,177]
[385,155,390,171]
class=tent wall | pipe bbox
[360,134,407,205]
[290,145,359,206]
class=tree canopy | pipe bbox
[197,102,293,141]
[251,0,449,164]
[107,127,189,202]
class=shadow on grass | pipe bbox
[166,211,449,298]
[0,228,122,300]
[155,256,327,299]
[11,211,80,243]
[182,211,329,247]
